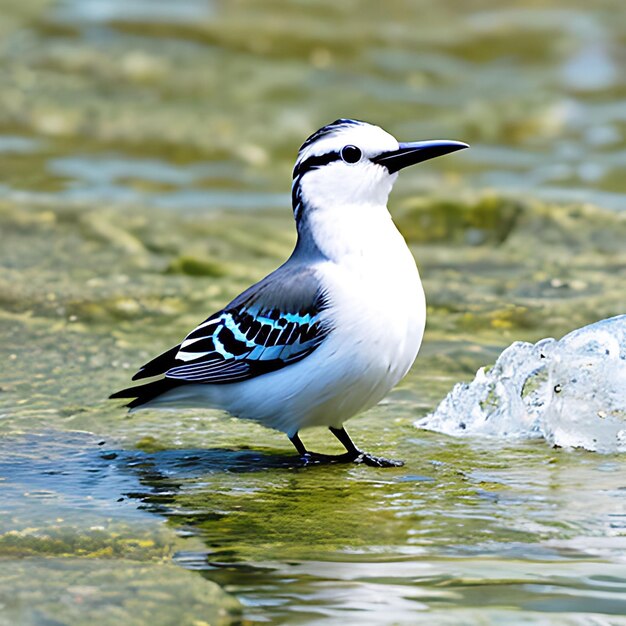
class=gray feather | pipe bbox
[228,257,326,314]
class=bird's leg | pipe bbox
[329,426,404,468]
[289,432,308,456]
[290,428,403,467]
[289,432,342,464]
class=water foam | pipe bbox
[416,316,626,452]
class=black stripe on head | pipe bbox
[291,119,365,219]
[299,118,362,153]
[292,153,341,220]
[293,117,364,179]
[293,119,366,180]
[292,151,340,179]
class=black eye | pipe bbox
[341,145,362,164]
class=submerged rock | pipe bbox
[0,558,241,626]
[416,315,626,452]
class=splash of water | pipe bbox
[416,315,626,452]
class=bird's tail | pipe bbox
[109,377,186,409]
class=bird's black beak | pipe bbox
[372,140,469,174]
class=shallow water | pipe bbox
[1,0,626,624]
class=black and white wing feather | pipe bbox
[110,262,330,408]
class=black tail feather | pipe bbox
[132,344,182,381]
[109,377,186,409]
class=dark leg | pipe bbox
[328,426,360,456]
[329,426,404,468]
[289,428,403,467]
[289,431,348,465]
[289,432,308,456]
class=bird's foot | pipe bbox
[301,451,403,468]
[353,452,404,468]
[300,451,351,465]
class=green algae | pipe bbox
[396,193,524,245]
[166,255,229,278]
[0,527,172,560]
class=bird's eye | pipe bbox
[340,145,362,164]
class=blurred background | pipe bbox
[1,1,625,625]
[2,0,626,206]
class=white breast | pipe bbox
[277,202,426,429]
[315,213,424,401]
[322,244,424,381]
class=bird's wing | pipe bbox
[132,261,331,385]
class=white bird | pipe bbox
[111,119,468,466]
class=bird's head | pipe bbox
[292,119,468,221]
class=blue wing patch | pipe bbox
[164,305,329,384]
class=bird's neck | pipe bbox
[294,201,406,265]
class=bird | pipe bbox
[110,119,468,467]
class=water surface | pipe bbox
[1,0,625,624]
